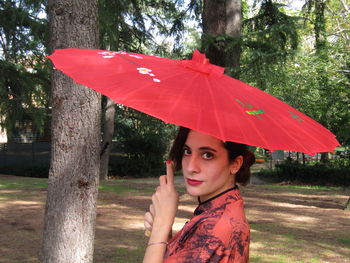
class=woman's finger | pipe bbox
[149,204,155,216]
[151,193,157,205]
[144,220,152,231]
[159,175,166,187]
[166,160,175,186]
[144,211,153,225]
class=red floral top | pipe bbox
[164,187,250,263]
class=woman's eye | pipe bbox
[183,148,191,156]
[202,152,214,160]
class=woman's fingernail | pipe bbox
[166,160,172,165]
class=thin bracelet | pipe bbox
[148,241,168,247]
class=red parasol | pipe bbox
[48,48,340,155]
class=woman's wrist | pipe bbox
[153,216,174,229]
[149,230,170,243]
[148,241,168,246]
[148,223,172,244]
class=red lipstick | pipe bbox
[187,178,203,186]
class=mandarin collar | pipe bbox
[193,186,239,216]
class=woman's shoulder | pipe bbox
[200,200,249,225]
[166,202,250,262]
[196,197,249,246]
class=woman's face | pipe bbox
[181,130,242,202]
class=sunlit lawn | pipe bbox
[0,174,349,263]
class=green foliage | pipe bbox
[240,0,350,146]
[258,159,350,186]
[244,1,299,51]
[258,47,350,145]
[99,0,200,56]
[108,106,176,178]
[328,157,350,168]
[0,0,50,141]
[0,59,50,139]
[240,0,300,90]
[99,0,150,51]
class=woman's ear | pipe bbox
[230,155,243,175]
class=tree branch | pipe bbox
[340,0,349,11]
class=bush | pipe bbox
[257,159,350,186]
[109,156,164,178]
[327,157,350,168]
[109,131,168,178]
[109,110,172,178]
[0,164,49,178]
[255,168,281,183]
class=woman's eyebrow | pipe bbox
[199,146,217,152]
[184,144,217,152]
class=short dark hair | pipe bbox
[169,127,255,185]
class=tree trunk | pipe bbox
[100,97,116,180]
[345,197,350,210]
[202,0,226,67]
[202,0,242,77]
[320,152,329,163]
[42,1,100,262]
[224,0,242,77]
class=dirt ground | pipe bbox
[0,174,349,263]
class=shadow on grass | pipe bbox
[1,174,349,262]
[94,226,147,263]
[244,184,349,210]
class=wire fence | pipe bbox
[0,142,346,169]
[0,142,124,168]
[0,142,51,167]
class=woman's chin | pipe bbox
[185,185,203,198]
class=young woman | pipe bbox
[143,127,255,263]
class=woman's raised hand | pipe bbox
[144,161,179,237]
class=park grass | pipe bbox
[115,247,145,263]
[99,181,154,193]
[0,174,349,263]
[338,237,350,249]
[261,183,344,192]
[0,176,48,189]
[0,175,156,194]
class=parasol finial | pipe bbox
[180,50,224,77]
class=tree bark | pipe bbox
[100,97,116,180]
[42,1,100,262]
[345,197,350,210]
[202,0,226,67]
[202,0,242,77]
[225,0,242,76]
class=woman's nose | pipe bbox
[187,155,200,174]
